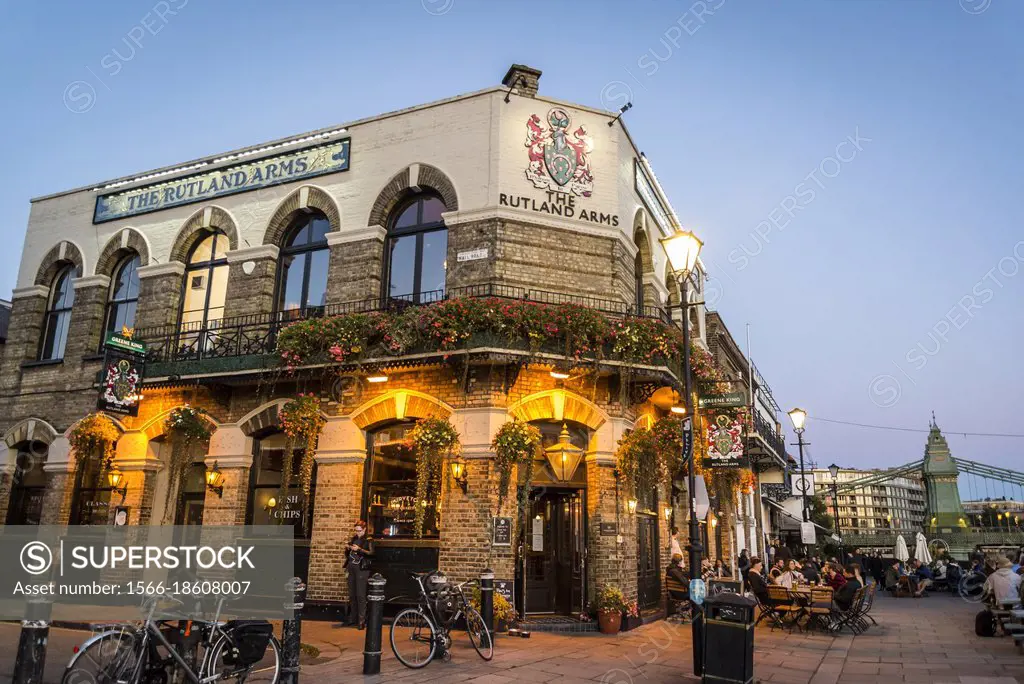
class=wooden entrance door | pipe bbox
[637,513,661,610]
[524,490,585,615]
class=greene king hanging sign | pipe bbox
[93,139,351,223]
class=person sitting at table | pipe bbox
[801,558,820,585]
[849,562,865,586]
[826,563,848,591]
[769,558,785,582]
[982,556,1022,607]
[911,559,933,597]
[775,560,804,589]
[834,564,863,612]
[746,557,771,605]
[713,558,732,578]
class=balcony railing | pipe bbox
[136,283,672,370]
[751,410,785,458]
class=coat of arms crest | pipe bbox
[525,108,594,196]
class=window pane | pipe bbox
[181,271,209,326]
[212,233,228,260]
[393,203,418,230]
[52,270,74,309]
[279,254,304,312]
[305,249,329,308]
[420,197,446,224]
[111,300,137,332]
[190,235,215,264]
[123,256,140,299]
[420,230,448,295]
[206,264,229,322]
[309,216,330,243]
[387,236,416,298]
[287,221,310,247]
[43,311,72,360]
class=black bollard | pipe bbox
[13,595,52,684]
[362,574,386,675]
[280,577,305,684]
[479,569,494,635]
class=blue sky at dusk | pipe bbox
[1,0,1021,483]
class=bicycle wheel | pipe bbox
[209,632,281,684]
[464,607,493,661]
[62,628,143,684]
[390,608,436,669]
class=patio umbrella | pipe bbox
[914,531,933,564]
[895,534,910,562]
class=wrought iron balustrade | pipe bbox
[135,284,672,366]
[751,410,786,458]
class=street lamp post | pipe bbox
[787,408,809,522]
[828,463,843,560]
[661,227,704,678]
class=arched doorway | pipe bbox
[5,441,48,525]
[520,420,589,617]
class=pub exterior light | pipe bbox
[543,424,584,482]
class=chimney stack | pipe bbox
[502,64,542,98]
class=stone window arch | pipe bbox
[632,212,654,315]
[34,241,84,287]
[95,228,151,277]
[104,253,141,336]
[169,206,239,264]
[262,186,341,247]
[367,164,459,230]
[277,210,331,315]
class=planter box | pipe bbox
[621,614,643,632]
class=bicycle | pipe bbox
[389,570,493,668]
[61,595,281,684]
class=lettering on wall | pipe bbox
[93,139,351,223]
[499,191,619,227]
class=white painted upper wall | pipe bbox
[16,82,690,304]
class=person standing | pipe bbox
[738,549,751,578]
[344,520,374,629]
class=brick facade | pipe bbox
[0,64,722,627]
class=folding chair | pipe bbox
[859,582,878,626]
[665,574,691,622]
[831,587,867,634]
[766,585,801,632]
[805,586,835,632]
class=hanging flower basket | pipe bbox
[68,413,120,471]
[163,405,213,520]
[491,419,541,512]
[406,416,460,537]
[279,394,326,528]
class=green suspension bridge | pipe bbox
[828,417,1024,559]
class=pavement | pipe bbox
[3,591,1023,683]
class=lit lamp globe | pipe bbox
[787,408,808,434]
[660,228,703,278]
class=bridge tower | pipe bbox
[922,415,966,530]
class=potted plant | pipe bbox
[470,588,516,633]
[621,599,642,631]
[595,585,627,634]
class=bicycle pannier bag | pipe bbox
[975,609,997,637]
[225,621,274,665]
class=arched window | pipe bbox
[5,441,48,525]
[105,254,140,335]
[364,421,439,539]
[384,195,447,304]
[40,265,76,360]
[180,231,229,330]
[246,432,316,539]
[277,212,330,315]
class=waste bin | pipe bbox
[702,591,755,684]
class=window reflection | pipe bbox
[385,194,448,304]
[278,213,331,314]
[365,423,439,539]
[40,265,76,360]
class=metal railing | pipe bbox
[136,283,671,365]
[751,410,785,458]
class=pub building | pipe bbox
[0,64,732,622]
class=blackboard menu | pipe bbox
[492,517,512,546]
[495,579,514,604]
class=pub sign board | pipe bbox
[98,332,147,417]
[599,522,618,536]
[493,517,512,546]
[495,580,514,605]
